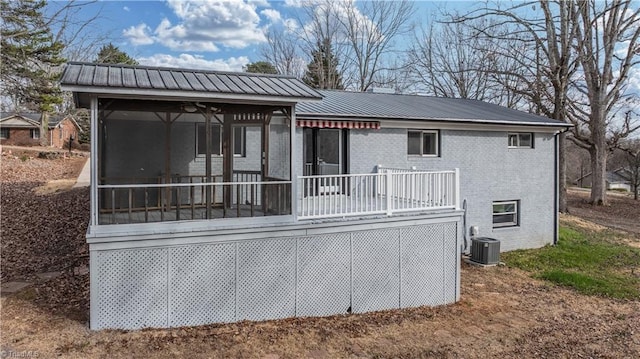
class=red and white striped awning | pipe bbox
[296,119,380,129]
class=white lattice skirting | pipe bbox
[90,216,461,330]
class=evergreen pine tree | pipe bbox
[95,43,138,65]
[1,0,66,144]
[303,39,344,89]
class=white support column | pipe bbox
[290,105,298,221]
[90,95,99,227]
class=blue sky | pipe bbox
[51,0,475,71]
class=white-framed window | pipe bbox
[508,132,533,148]
[492,200,519,228]
[0,128,9,139]
[30,128,40,139]
[196,124,246,156]
[408,130,439,156]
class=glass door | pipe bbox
[303,128,343,175]
[303,128,346,194]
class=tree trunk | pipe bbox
[589,143,608,205]
[558,132,568,213]
[39,112,49,147]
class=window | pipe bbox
[30,128,40,139]
[233,126,246,157]
[508,133,533,148]
[0,128,9,139]
[493,200,519,228]
[196,124,245,156]
[408,130,439,156]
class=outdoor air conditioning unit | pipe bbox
[470,237,501,265]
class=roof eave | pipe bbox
[296,112,572,128]
[62,85,323,108]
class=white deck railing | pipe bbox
[298,169,459,220]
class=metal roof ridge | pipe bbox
[65,61,299,80]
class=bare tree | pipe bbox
[407,17,525,107]
[567,0,640,205]
[458,1,591,211]
[262,27,305,78]
[44,1,112,119]
[45,0,110,62]
[340,0,414,91]
[292,0,352,89]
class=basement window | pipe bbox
[493,200,519,228]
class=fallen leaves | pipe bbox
[1,153,89,282]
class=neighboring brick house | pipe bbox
[49,116,82,148]
[0,113,42,146]
[0,112,81,148]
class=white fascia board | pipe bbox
[60,85,322,106]
[379,119,568,133]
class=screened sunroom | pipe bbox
[61,62,321,228]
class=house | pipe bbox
[0,112,82,148]
[0,113,42,146]
[60,62,569,330]
[49,115,82,148]
[575,168,632,192]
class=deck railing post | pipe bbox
[455,168,460,210]
[386,171,393,216]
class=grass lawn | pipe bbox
[502,222,640,299]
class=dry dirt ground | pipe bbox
[1,155,639,358]
[567,188,640,236]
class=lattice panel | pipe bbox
[237,238,296,321]
[351,229,400,313]
[400,224,445,308]
[168,244,236,326]
[96,248,168,329]
[297,233,350,317]
[443,222,458,303]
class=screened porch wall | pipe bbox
[103,118,264,181]
[99,112,292,224]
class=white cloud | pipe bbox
[283,18,299,32]
[284,0,303,7]
[137,53,250,72]
[123,24,154,46]
[124,0,267,51]
[261,9,281,23]
[248,0,270,7]
[154,18,220,51]
[123,6,130,12]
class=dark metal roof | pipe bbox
[0,112,72,129]
[297,90,570,127]
[60,62,323,103]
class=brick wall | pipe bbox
[50,119,80,148]
[349,128,556,251]
[0,128,40,146]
